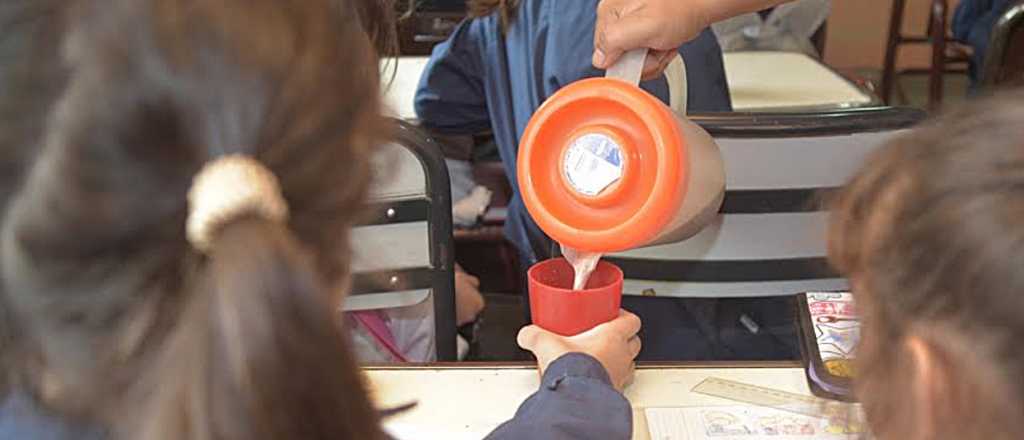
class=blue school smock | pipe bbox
[0,353,632,439]
[953,0,1012,87]
[415,0,732,266]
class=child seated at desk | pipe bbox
[953,0,1013,89]
[415,0,801,363]
[416,0,731,271]
[0,1,641,439]
[828,91,1024,439]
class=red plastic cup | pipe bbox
[528,257,624,336]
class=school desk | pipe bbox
[365,361,809,440]
[721,52,876,111]
[380,52,875,120]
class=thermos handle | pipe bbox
[665,55,688,116]
[605,48,647,86]
[605,48,688,116]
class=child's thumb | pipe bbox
[516,325,545,350]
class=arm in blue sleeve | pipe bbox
[413,20,492,135]
[484,353,633,440]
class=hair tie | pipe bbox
[186,155,289,252]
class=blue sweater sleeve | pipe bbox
[484,353,633,440]
[413,20,492,135]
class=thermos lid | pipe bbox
[517,77,691,252]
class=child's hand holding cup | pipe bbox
[518,310,641,392]
[518,257,640,391]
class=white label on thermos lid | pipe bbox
[563,133,623,196]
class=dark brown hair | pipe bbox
[468,0,521,32]
[829,91,1024,440]
[357,0,400,56]
[0,0,70,397]
[1,0,391,439]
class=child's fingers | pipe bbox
[607,310,642,339]
[517,324,550,351]
[620,363,637,389]
[628,335,642,358]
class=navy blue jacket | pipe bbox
[0,353,631,439]
[415,0,731,265]
[953,0,1013,85]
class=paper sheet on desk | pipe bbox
[384,421,488,440]
[645,406,863,440]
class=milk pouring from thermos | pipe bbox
[518,50,725,336]
[518,49,726,256]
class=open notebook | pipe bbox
[646,405,865,440]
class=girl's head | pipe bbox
[2,0,391,439]
[829,91,1024,440]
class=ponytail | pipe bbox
[1,0,390,437]
[133,218,385,440]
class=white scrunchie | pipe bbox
[186,155,289,252]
